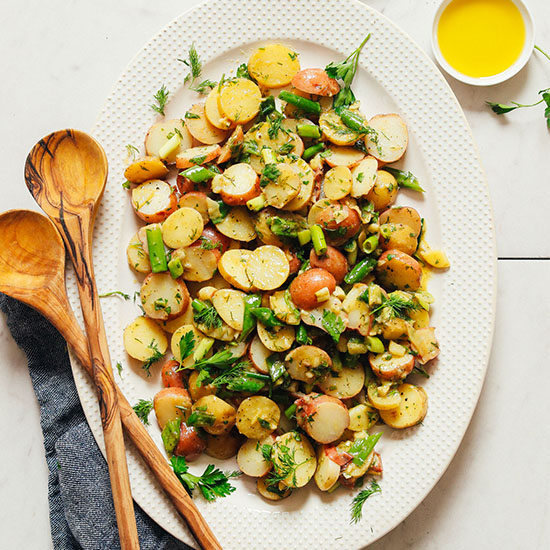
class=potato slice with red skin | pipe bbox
[140,272,190,321]
[161,359,186,388]
[153,387,192,430]
[376,249,423,291]
[124,156,168,184]
[317,365,365,399]
[131,180,177,223]
[291,68,340,96]
[205,431,242,460]
[409,326,440,364]
[211,163,260,206]
[316,204,361,246]
[175,173,210,195]
[368,451,383,475]
[289,268,336,310]
[178,192,210,224]
[217,125,244,164]
[309,246,348,284]
[185,103,229,145]
[145,119,193,163]
[237,435,276,477]
[219,78,263,123]
[379,206,422,237]
[248,334,271,374]
[369,351,415,381]
[285,345,332,383]
[257,323,295,352]
[295,394,350,444]
[175,144,221,169]
[366,113,409,163]
[174,423,206,462]
[174,244,219,282]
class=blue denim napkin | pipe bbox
[0,293,192,550]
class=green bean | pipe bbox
[339,108,370,133]
[297,229,311,246]
[250,307,284,328]
[311,224,327,256]
[296,124,321,139]
[278,91,321,115]
[302,143,325,161]
[284,403,297,419]
[145,225,168,273]
[179,165,216,183]
[239,294,262,342]
[344,256,377,284]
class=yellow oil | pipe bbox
[437,0,525,77]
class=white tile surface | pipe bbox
[0,0,549,549]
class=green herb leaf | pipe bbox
[161,418,181,454]
[142,339,165,376]
[193,300,223,329]
[178,331,196,364]
[260,163,281,187]
[179,44,202,84]
[126,144,140,160]
[132,398,154,425]
[98,290,130,300]
[322,310,345,343]
[236,63,251,80]
[150,84,169,116]
[190,79,217,94]
[350,479,381,524]
[365,293,421,320]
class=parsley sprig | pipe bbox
[170,456,240,501]
[350,479,381,524]
[132,399,154,425]
[150,84,169,116]
[322,310,345,343]
[192,299,223,329]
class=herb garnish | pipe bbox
[260,163,281,187]
[350,479,381,524]
[193,300,223,329]
[179,43,202,85]
[236,63,251,80]
[190,79,217,94]
[170,456,240,501]
[150,84,169,116]
[126,144,140,160]
[178,331,196,364]
[98,290,130,300]
[132,398,154,425]
[366,293,420,320]
[322,310,345,343]
[142,339,164,376]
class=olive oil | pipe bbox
[437,0,526,78]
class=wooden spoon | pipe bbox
[0,209,221,550]
[24,129,139,549]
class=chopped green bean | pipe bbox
[278,91,321,115]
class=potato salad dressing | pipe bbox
[437,0,526,78]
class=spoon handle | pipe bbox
[58,216,140,550]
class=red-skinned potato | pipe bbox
[376,249,423,291]
[217,125,244,164]
[198,225,231,256]
[284,249,301,274]
[291,68,340,96]
[211,163,261,205]
[161,359,186,388]
[153,387,192,430]
[174,423,206,461]
[379,206,422,237]
[309,246,349,284]
[289,268,336,310]
[295,394,350,444]
[176,173,210,195]
[178,192,210,224]
[369,351,415,381]
[131,180,177,223]
[316,204,361,246]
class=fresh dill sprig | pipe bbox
[350,479,381,524]
[193,301,223,329]
[367,293,421,320]
[125,144,140,160]
[132,399,154,425]
[190,79,217,94]
[150,84,170,116]
[142,339,164,376]
[179,44,202,85]
[98,290,130,300]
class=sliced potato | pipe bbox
[323,165,353,200]
[131,180,177,223]
[366,113,408,163]
[272,431,316,488]
[376,249,422,291]
[185,103,229,145]
[367,379,402,410]
[174,245,219,282]
[416,238,451,269]
[263,163,300,208]
[217,125,244,164]
[379,383,428,428]
[248,334,271,374]
[205,431,242,460]
[341,283,372,337]
[145,119,193,163]
[408,326,440,364]
[127,232,151,273]
[216,206,256,242]
[123,316,167,362]
[379,206,422,237]
[236,396,280,439]
[171,324,209,368]
[324,146,365,168]
[257,476,292,500]
[218,249,256,291]
[257,322,295,352]
[161,207,204,249]
[366,170,398,211]
[348,403,379,431]
[284,157,316,211]
[380,223,418,255]
[211,163,260,206]
[319,110,359,146]
[204,88,232,130]
[192,395,236,435]
[369,350,415,381]
[285,345,331,383]
[195,316,238,342]
[300,295,346,333]
[314,445,341,491]
[140,273,190,321]
[124,156,168,184]
[246,245,290,291]
[219,78,262,123]
[295,394,350,444]
[175,144,221,169]
[188,370,217,401]
[153,387,192,429]
[350,156,378,198]
[237,435,276,477]
[156,302,194,333]
[178,192,209,224]
[269,290,300,325]
[211,288,246,331]
[248,44,300,88]
[317,365,365,399]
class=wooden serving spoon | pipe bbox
[0,209,221,550]
[24,129,140,548]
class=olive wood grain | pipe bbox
[0,209,221,550]
[24,131,140,549]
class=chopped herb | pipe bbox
[259,95,276,119]
[366,293,421,320]
[142,340,164,376]
[192,349,238,371]
[267,111,285,140]
[199,236,222,251]
[412,365,430,378]
[190,79,217,94]
[322,310,345,343]
[154,297,171,314]
[236,63,251,80]
[132,399,154,425]
[170,455,239,501]
[99,290,130,300]
[260,163,281,187]
[185,111,201,119]
[269,216,304,238]
[179,43,202,85]
[126,144,140,160]
[178,330,196,364]
[150,84,169,116]
[288,51,298,60]
[115,361,123,377]
[210,361,268,392]
[121,180,131,189]
[350,479,381,524]
[258,418,271,429]
[192,299,223,329]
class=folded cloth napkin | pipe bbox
[0,293,193,550]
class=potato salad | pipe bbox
[122,37,449,515]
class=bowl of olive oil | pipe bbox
[432,0,535,85]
